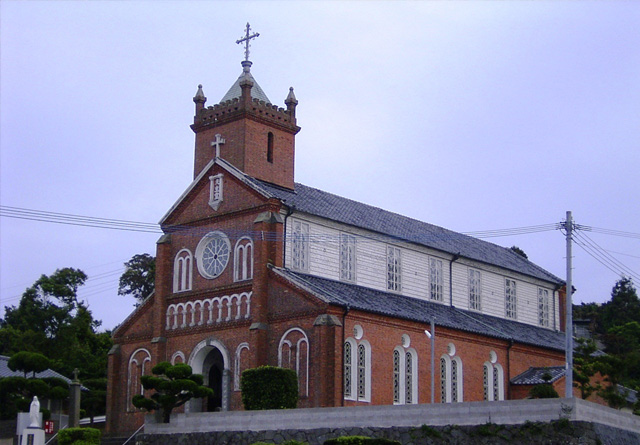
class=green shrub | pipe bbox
[57,427,101,445]
[241,366,298,410]
[529,384,559,399]
[324,437,400,445]
[417,424,441,438]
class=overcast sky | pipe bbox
[1,1,639,331]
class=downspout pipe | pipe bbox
[449,253,460,307]
[506,338,514,400]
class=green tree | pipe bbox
[132,361,212,423]
[0,373,69,420]
[598,277,640,335]
[118,253,155,305]
[0,268,112,379]
[8,351,51,378]
[81,378,108,424]
[572,339,602,400]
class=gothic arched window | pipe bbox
[127,348,151,411]
[344,328,371,402]
[234,237,254,282]
[173,249,193,293]
[278,328,310,397]
[440,344,463,403]
[392,338,418,405]
[234,343,250,391]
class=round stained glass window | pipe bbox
[196,231,230,279]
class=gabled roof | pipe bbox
[256,180,563,285]
[159,158,274,225]
[272,267,565,351]
[511,366,565,385]
[161,156,561,285]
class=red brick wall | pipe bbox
[193,116,295,189]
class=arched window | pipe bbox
[439,344,463,403]
[234,343,250,391]
[171,351,185,365]
[344,339,354,399]
[234,237,253,282]
[267,132,274,163]
[392,339,418,405]
[278,328,309,397]
[483,352,504,401]
[173,249,193,293]
[393,349,401,403]
[127,348,151,411]
[344,333,371,402]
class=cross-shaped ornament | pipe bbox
[236,22,260,62]
[211,134,225,158]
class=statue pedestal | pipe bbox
[20,426,45,445]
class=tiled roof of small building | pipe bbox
[510,366,566,385]
[0,355,73,381]
[273,267,566,352]
[255,180,563,285]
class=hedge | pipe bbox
[241,366,298,410]
[57,427,101,445]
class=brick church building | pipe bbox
[105,26,568,436]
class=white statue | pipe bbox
[29,396,40,428]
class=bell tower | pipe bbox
[191,23,300,190]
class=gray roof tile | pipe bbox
[256,180,563,285]
[273,267,565,351]
[511,366,565,385]
[220,71,271,103]
[0,355,73,382]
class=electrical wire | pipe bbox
[572,231,640,282]
[0,206,162,233]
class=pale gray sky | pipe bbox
[1,1,639,330]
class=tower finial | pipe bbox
[236,22,260,63]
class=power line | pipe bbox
[0,206,162,233]
[1,205,561,241]
[582,225,640,240]
[572,231,640,282]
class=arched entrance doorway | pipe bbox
[204,348,224,411]
[187,338,230,413]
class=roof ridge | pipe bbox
[254,179,562,285]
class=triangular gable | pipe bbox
[159,158,278,226]
[112,290,155,338]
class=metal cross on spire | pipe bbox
[236,22,260,62]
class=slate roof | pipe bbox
[220,70,271,103]
[510,366,566,385]
[254,180,563,285]
[0,355,72,381]
[272,267,566,352]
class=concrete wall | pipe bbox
[144,398,639,436]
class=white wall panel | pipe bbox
[285,214,559,331]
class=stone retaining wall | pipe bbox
[135,421,640,445]
[143,398,639,435]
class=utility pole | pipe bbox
[565,211,574,398]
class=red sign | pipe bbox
[44,421,54,434]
